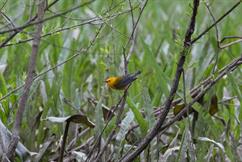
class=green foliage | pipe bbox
[127,97,148,136]
[0,0,241,161]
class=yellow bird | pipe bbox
[105,70,141,90]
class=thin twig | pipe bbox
[191,0,241,44]
[128,0,135,27]
[0,11,16,29]
[94,87,129,161]
[0,0,62,48]
[6,0,46,160]
[220,37,242,48]
[58,121,70,162]
[204,3,219,74]
[160,55,242,131]
[120,0,200,161]
[124,55,241,158]
[89,2,148,159]
[126,23,138,60]
[125,0,148,48]
[153,75,212,116]
[204,2,220,48]
[0,0,95,35]
[13,0,45,138]
[1,8,135,48]
[0,0,7,11]
[47,0,60,9]
[0,16,37,48]
[66,128,91,151]
[46,0,128,21]
[85,93,125,161]
[123,49,128,75]
[0,25,103,103]
[205,2,242,49]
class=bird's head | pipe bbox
[105,77,115,84]
[105,77,120,88]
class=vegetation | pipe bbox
[0,0,241,161]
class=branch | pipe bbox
[191,0,240,44]
[0,0,95,35]
[205,2,242,49]
[0,24,103,103]
[0,0,61,48]
[1,7,136,48]
[88,1,149,160]
[93,89,129,161]
[123,54,241,162]
[85,89,126,161]
[125,0,148,48]
[6,0,46,160]
[120,0,200,161]
[0,16,37,48]
[160,55,242,131]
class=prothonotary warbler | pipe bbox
[105,70,141,90]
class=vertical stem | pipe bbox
[6,0,46,160]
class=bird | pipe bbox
[105,70,141,90]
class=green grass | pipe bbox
[0,0,241,161]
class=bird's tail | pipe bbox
[131,70,141,79]
[115,70,141,89]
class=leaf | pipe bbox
[46,114,95,128]
[0,73,7,95]
[142,88,155,128]
[0,119,34,159]
[209,95,218,115]
[72,151,87,161]
[127,97,148,135]
[33,135,55,162]
[87,97,114,121]
[197,137,225,152]
[66,114,95,128]
[40,80,48,104]
[95,98,104,135]
[116,111,134,141]
[173,103,196,120]
[0,64,7,73]
[173,103,185,116]
[46,116,69,123]
[160,146,180,162]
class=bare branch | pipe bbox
[1,8,136,48]
[125,0,148,48]
[93,88,129,161]
[97,1,148,161]
[6,0,46,160]
[13,0,45,135]
[0,24,103,103]
[160,55,242,131]
[120,0,200,161]
[191,0,240,44]
[0,0,95,35]
[0,16,37,48]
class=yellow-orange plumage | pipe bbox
[105,71,141,90]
